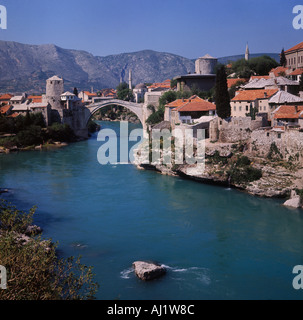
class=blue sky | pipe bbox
[0,0,302,59]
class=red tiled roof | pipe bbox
[84,91,97,97]
[227,78,247,88]
[270,66,288,77]
[7,112,20,118]
[250,75,271,80]
[166,95,201,108]
[274,105,303,119]
[167,96,216,112]
[148,79,171,89]
[0,94,13,100]
[289,68,303,76]
[285,42,303,54]
[28,95,42,103]
[232,89,278,101]
[0,104,11,114]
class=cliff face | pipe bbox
[0,41,194,93]
[135,140,302,199]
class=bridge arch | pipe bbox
[85,99,145,127]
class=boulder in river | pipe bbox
[132,261,166,281]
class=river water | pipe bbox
[1,121,303,300]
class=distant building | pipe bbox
[285,41,303,70]
[133,83,147,103]
[78,90,98,103]
[0,94,13,105]
[165,95,216,125]
[174,54,217,92]
[10,94,26,105]
[147,79,171,92]
[272,105,303,128]
[241,76,299,94]
[0,104,12,116]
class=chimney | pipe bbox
[295,105,298,113]
[182,98,184,102]
[264,92,268,98]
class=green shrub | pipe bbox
[0,200,98,300]
[17,125,43,147]
[236,156,251,167]
[46,123,75,142]
[230,166,262,184]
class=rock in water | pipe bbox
[132,261,166,281]
[283,190,302,208]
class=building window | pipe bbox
[239,106,242,112]
[277,133,281,139]
[234,106,236,111]
[246,105,249,111]
[267,132,269,137]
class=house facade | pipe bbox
[285,41,303,70]
[165,95,216,125]
[231,89,278,118]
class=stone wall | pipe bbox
[209,117,263,143]
[249,128,303,161]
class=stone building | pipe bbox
[231,89,278,118]
[272,105,303,128]
[174,54,217,92]
[165,95,216,126]
[133,83,147,103]
[285,41,303,70]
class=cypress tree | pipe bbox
[280,48,286,67]
[215,65,231,119]
[73,87,78,97]
[299,72,303,91]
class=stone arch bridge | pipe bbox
[71,99,146,137]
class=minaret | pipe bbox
[129,69,132,90]
[245,43,250,61]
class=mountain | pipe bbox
[0,41,194,93]
[0,40,279,94]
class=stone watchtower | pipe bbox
[195,54,218,75]
[44,75,64,122]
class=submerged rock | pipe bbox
[133,261,166,281]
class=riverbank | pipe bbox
[135,139,303,208]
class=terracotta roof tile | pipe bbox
[250,75,271,80]
[270,66,288,77]
[28,95,42,103]
[0,104,11,114]
[0,94,13,100]
[227,78,247,88]
[232,89,278,101]
[289,68,303,76]
[273,105,303,119]
[285,42,303,53]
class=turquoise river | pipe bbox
[1,121,303,300]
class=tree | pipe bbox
[73,87,78,97]
[299,72,303,92]
[280,48,287,67]
[215,65,231,119]
[116,82,134,101]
